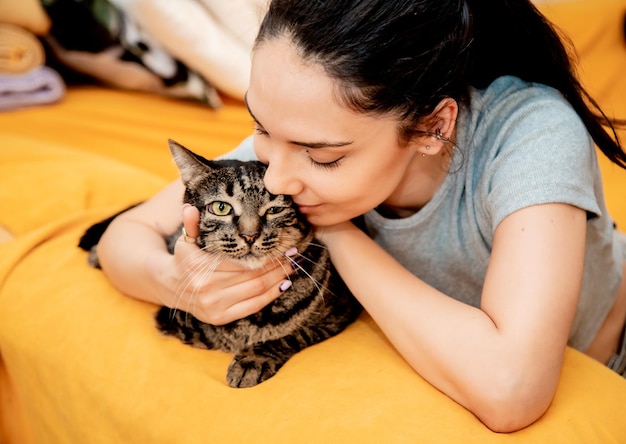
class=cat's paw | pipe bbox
[226,352,282,388]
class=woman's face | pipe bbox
[247,37,422,226]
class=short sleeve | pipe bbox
[482,88,601,231]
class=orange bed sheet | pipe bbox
[1,0,626,442]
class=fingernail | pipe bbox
[285,247,298,257]
[181,203,192,216]
[279,280,292,292]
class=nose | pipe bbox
[262,155,303,196]
[240,232,258,245]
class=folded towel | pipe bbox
[0,23,45,74]
[0,66,65,110]
[0,0,51,35]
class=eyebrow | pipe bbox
[244,92,353,149]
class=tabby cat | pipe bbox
[80,140,362,388]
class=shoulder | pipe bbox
[460,76,600,230]
[469,76,588,143]
[217,135,258,161]
[464,75,593,168]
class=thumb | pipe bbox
[182,204,201,239]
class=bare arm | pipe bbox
[97,180,293,324]
[318,203,586,432]
[97,180,185,306]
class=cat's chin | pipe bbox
[232,254,272,270]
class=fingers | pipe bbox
[180,227,197,244]
[175,204,200,247]
[182,204,200,239]
[195,272,293,325]
[174,256,295,325]
[168,205,300,324]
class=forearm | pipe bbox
[96,180,184,306]
[320,223,561,431]
[97,216,172,306]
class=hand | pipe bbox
[151,204,295,325]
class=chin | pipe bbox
[302,212,325,225]
[234,254,269,270]
[304,214,341,227]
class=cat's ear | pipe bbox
[168,139,213,184]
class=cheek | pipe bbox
[315,178,372,211]
[327,167,402,213]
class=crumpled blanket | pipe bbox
[110,0,265,102]
[0,66,65,110]
[1,85,626,444]
[40,0,264,108]
[41,0,223,108]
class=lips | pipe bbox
[295,203,320,214]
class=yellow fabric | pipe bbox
[539,0,626,227]
[0,0,51,36]
[1,0,626,442]
[0,23,45,74]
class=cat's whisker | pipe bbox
[280,250,332,303]
[86,150,361,388]
[302,241,327,250]
[179,256,226,324]
[270,256,293,285]
[172,252,225,319]
[289,251,317,268]
[190,255,227,319]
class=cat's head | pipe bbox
[169,140,312,269]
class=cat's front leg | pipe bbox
[227,340,299,388]
[155,307,217,349]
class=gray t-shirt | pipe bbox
[225,75,623,351]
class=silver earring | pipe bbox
[425,145,431,150]
[435,128,449,142]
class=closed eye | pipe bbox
[253,124,269,137]
[308,155,344,171]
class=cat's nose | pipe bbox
[240,233,259,244]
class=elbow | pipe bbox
[476,402,547,433]
[470,369,556,433]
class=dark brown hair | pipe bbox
[256,0,626,167]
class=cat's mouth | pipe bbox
[235,255,270,270]
[231,247,273,270]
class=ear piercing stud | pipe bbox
[435,128,449,142]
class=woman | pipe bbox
[97,0,626,432]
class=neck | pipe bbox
[379,143,455,218]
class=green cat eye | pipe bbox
[208,201,233,216]
[266,207,285,215]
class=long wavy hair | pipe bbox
[255,0,626,167]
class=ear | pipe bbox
[414,98,458,157]
[168,139,212,185]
